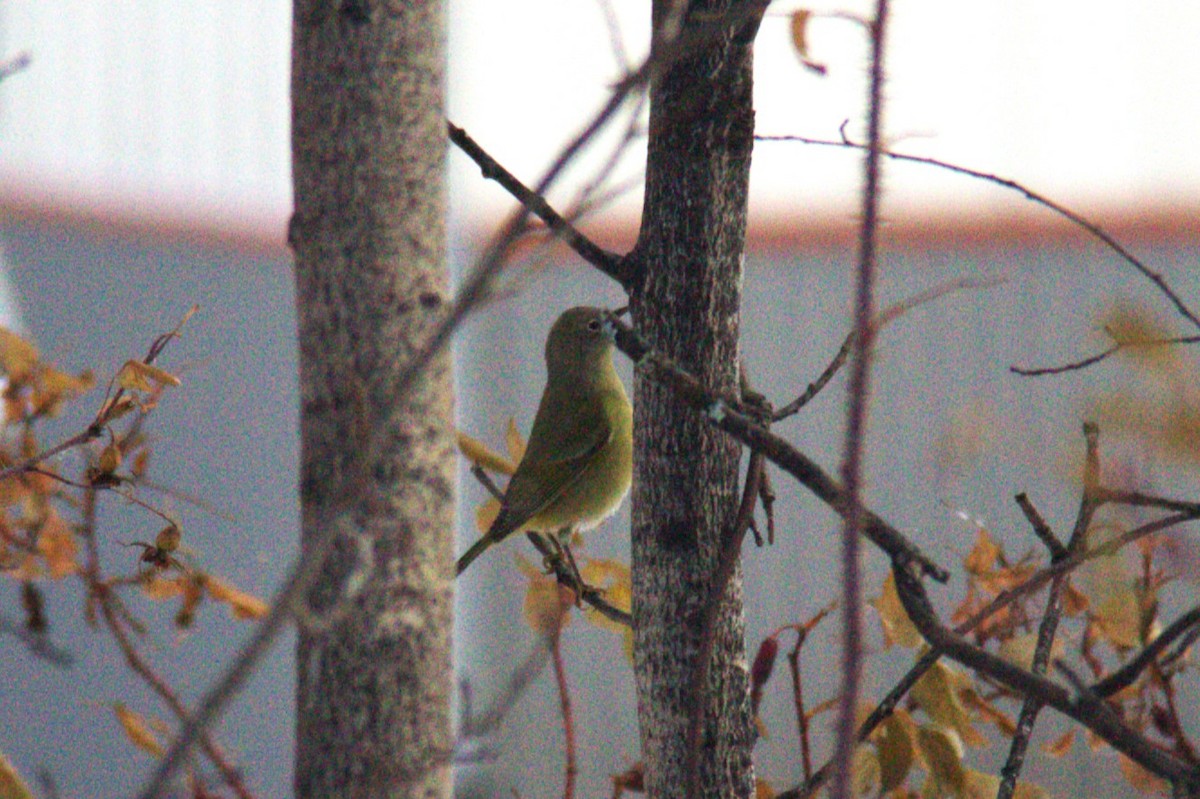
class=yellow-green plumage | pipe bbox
[456,307,632,576]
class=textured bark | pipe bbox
[291,2,454,798]
[628,1,760,797]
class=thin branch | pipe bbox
[458,640,550,740]
[774,332,853,421]
[1012,334,1200,377]
[776,276,1001,421]
[1014,492,1067,559]
[757,133,1200,334]
[447,122,629,285]
[832,3,890,794]
[998,427,1098,799]
[550,628,578,799]
[1092,605,1200,699]
[0,51,31,82]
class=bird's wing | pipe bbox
[489,401,612,537]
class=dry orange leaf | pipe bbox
[113,702,165,756]
[963,527,1001,576]
[474,497,501,535]
[141,575,186,601]
[202,575,268,620]
[37,512,78,579]
[1042,728,1074,757]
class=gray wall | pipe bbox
[2,212,1196,798]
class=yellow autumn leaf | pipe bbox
[1101,302,1179,369]
[0,750,35,799]
[505,417,526,463]
[474,497,501,534]
[37,513,78,579]
[870,571,923,649]
[963,768,1001,799]
[581,557,633,660]
[1079,554,1141,649]
[754,778,775,799]
[117,360,181,392]
[874,709,916,793]
[113,702,165,756]
[176,576,204,628]
[912,660,986,748]
[581,558,631,629]
[98,441,122,475]
[998,632,1064,672]
[519,556,570,638]
[916,724,966,797]
[457,430,517,476]
[850,745,881,797]
[960,685,1016,738]
[0,329,38,382]
[202,575,268,620]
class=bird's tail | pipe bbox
[456,534,495,576]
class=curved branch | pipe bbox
[757,133,1200,334]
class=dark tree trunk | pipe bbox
[290,2,454,798]
[628,1,761,796]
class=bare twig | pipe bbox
[1012,334,1200,377]
[998,425,1100,798]
[1092,605,1200,699]
[1014,492,1067,559]
[756,134,1200,334]
[447,122,629,285]
[0,51,31,82]
[831,5,891,794]
[550,627,578,799]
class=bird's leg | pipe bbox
[523,529,589,605]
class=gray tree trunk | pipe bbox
[628,1,760,797]
[290,3,454,798]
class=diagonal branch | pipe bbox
[447,122,629,285]
[604,313,948,582]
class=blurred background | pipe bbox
[1,1,1198,797]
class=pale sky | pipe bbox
[0,0,1197,231]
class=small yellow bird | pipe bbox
[456,307,633,576]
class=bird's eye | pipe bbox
[587,318,602,332]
